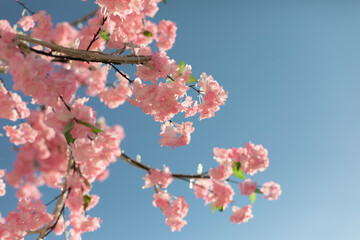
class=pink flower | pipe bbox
[53,215,65,235]
[193,179,211,199]
[209,161,233,181]
[159,121,194,148]
[156,20,177,51]
[0,86,30,121]
[229,205,253,224]
[206,180,234,209]
[239,179,257,196]
[143,165,173,189]
[136,51,177,83]
[187,73,228,120]
[3,123,38,145]
[240,142,269,175]
[261,181,281,200]
[0,170,5,197]
[95,0,143,18]
[152,191,170,209]
[163,196,189,232]
[17,16,35,32]
[69,212,101,233]
[99,73,132,108]
[16,184,42,200]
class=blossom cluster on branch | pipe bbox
[0,0,281,239]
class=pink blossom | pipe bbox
[71,126,123,182]
[239,179,257,196]
[16,184,42,199]
[159,121,194,148]
[209,161,233,181]
[17,16,35,32]
[0,20,16,44]
[213,147,238,164]
[0,86,30,121]
[261,181,281,200]
[31,11,53,41]
[240,142,269,175]
[95,0,143,18]
[143,0,162,17]
[99,73,132,108]
[53,215,65,235]
[16,199,53,231]
[51,22,78,47]
[66,188,84,213]
[3,123,38,145]
[152,191,170,209]
[163,196,189,232]
[188,73,228,120]
[136,51,177,83]
[143,165,173,189]
[206,180,234,209]
[69,213,101,234]
[229,205,253,224]
[193,179,211,199]
[0,170,5,197]
[156,20,177,51]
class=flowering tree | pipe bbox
[0,0,281,239]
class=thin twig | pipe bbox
[70,8,99,26]
[16,0,35,15]
[86,16,107,51]
[109,63,133,83]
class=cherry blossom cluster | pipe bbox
[191,143,281,224]
[141,142,281,230]
[0,0,280,238]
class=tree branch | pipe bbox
[119,153,210,180]
[70,8,99,26]
[15,34,152,65]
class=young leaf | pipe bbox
[143,31,152,37]
[233,162,246,179]
[99,30,109,42]
[255,188,263,194]
[178,60,185,73]
[249,192,256,204]
[77,120,103,133]
[218,206,224,212]
[83,194,92,211]
[211,204,216,213]
[62,121,75,144]
[187,75,198,84]
[162,0,167,3]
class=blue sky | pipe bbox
[0,0,360,239]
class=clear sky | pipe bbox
[0,0,359,239]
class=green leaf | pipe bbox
[83,194,92,211]
[178,60,185,74]
[211,204,216,213]
[255,188,263,194]
[143,31,152,37]
[162,0,167,3]
[77,120,103,133]
[62,121,75,144]
[187,75,198,84]
[233,162,246,179]
[249,193,256,204]
[218,206,224,212]
[99,30,109,42]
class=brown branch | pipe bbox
[119,153,210,180]
[15,34,152,65]
[70,8,99,26]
